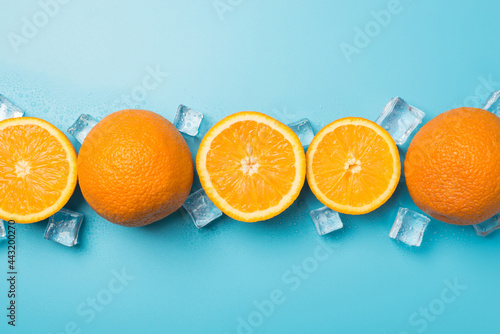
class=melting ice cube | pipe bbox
[288,118,315,147]
[44,209,84,247]
[0,220,6,240]
[174,105,203,136]
[473,214,500,237]
[482,91,500,116]
[389,207,430,247]
[67,114,98,144]
[0,94,24,121]
[183,189,222,228]
[376,97,425,145]
[310,206,343,235]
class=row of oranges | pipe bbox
[2,107,500,227]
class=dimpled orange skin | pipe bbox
[77,110,193,227]
[405,107,500,225]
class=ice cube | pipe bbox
[174,105,203,136]
[310,206,343,235]
[0,94,24,121]
[288,118,315,147]
[0,220,6,240]
[44,209,84,247]
[473,214,500,237]
[482,91,500,116]
[67,114,98,144]
[376,97,425,145]
[389,207,430,246]
[183,188,222,228]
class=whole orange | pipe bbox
[78,109,193,227]
[405,107,500,225]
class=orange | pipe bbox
[78,110,193,227]
[0,117,77,224]
[307,117,400,214]
[196,112,306,222]
[405,107,500,225]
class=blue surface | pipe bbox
[1,1,500,333]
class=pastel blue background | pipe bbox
[1,0,499,333]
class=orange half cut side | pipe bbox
[196,112,306,222]
[306,117,400,215]
[0,118,77,223]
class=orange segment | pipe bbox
[307,117,400,214]
[0,118,77,223]
[196,112,306,222]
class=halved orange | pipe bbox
[0,118,77,223]
[306,117,400,214]
[196,112,306,222]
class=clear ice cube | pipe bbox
[310,206,343,235]
[376,97,425,145]
[183,188,222,228]
[67,114,98,144]
[44,209,84,247]
[174,105,203,136]
[0,94,24,121]
[389,208,430,246]
[288,118,315,147]
[0,220,6,240]
[482,91,500,116]
[473,214,500,237]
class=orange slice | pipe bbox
[196,112,306,222]
[0,118,77,223]
[306,117,400,214]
